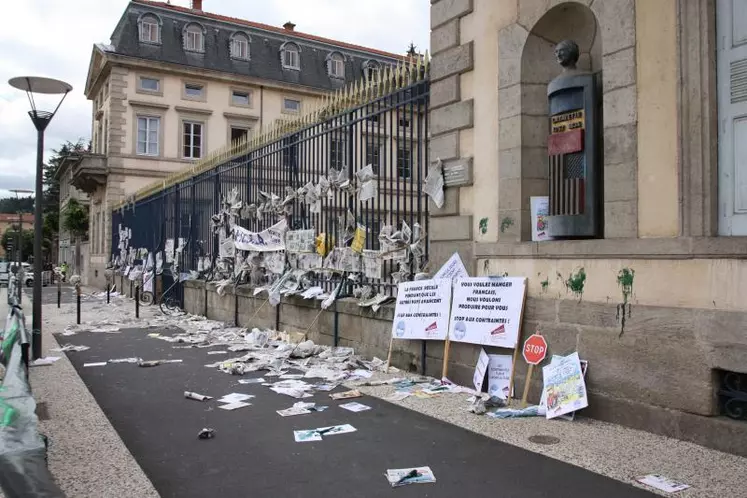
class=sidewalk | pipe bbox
[0,287,158,498]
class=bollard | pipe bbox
[135,286,140,318]
[107,284,110,304]
[76,290,81,325]
[57,278,61,309]
[130,280,133,299]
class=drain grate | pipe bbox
[528,434,560,445]
[36,402,50,421]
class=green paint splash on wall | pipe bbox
[616,268,635,337]
[559,268,586,300]
[538,273,549,294]
[479,217,489,235]
[500,217,514,233]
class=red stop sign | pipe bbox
[523,334,548,365]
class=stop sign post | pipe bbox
[521,333,548,406]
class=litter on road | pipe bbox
[330,389,362,400]
[636,475,690,493]
[83,362,107,367]
[184,391,212,401]
[108,357,142,364]
[385,467,436,487]
[30,356,62,366]
[197,428,215,439]
[138,359,183,367]
[237,378,266,384]
[217,393,254,403]
[51,344,90,352]
[294,424,357,442]
[218,401,251,411]
[339,402,371,412]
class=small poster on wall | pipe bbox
[448,277,527,348]
[530,196,554,242]
[391,279,452,341]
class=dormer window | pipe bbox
[230,32,250,60]
[138,13,161,44]
[281,42,300,70]
[184,23,205,53]
[363,60,381,80]
[327,52,344,79]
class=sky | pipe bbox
[0,0,430,200]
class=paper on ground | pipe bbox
[83,362,107,367]
[385,467,436,487]
[386,392,411,402]
[218,401,251,410]
[30,357,61,366]
[278,406,312,417]
[339,402,371,412]
[238,378,266,384]
[330,389,362,400]
[636,475,690,493]
[294,424,357,442]
[218,393,255,403]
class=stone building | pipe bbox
[428,0,747,455]
[66,0,402,287]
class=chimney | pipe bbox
[283,21,296,31]
[191,0,203,10]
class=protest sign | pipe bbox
[448,277,527,348]
[487,354,513,400]
[539,357,588,420]
[472,348,490,392]
[234,219,287,252]
[433,252,469,280]
[542,352,589,419]
[391,279,452,341]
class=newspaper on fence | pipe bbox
[263,251,286,274]
[542,352,589,419]
[391,279,452,340]
[356,164,377,202]
[423,158,445,208]
[362,250,382,279]
[285,229,316,253]
[234,219,288,252]
[351,224,366,254]
[164,239,174,263]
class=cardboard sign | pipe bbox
[234,219,287,252]
[472,348,490,392]
[433,252,469,280]
[392,279,452,341]
[448,277,527,348]
[542,352,589,419]
[487,354,513,400]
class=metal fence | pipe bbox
[111,61,430,308]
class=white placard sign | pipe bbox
[434,252,469,280]
[542,352,589,419]
[472,348,490,392]
[487,354,513,399]
[391,279,452,341]
[448,277,527,348]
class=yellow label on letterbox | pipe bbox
[551,109,585,134]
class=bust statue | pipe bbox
[554,39,580,71]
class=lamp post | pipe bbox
[10,188,33,304]
[9,76,71,360]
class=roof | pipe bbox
[131,0,404,60]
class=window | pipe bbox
[231,127,249,143]
[136,116,160,156]
[139,77,160,92]
[183,121,203,159]
[330,138,346,170]
[328,52,344,78]
[397,145,411,178]
[184,83,204,98]
[366,138,382,174]
[231,33,250,60]
[283,98,301,113]
[281,43,300,69]
[138,14,160,44]
[363,60,381,80]
[184,23,204,52]
[231,90,251,106]
[399,118,410,128]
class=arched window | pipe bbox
[280,42,300,70]
[327,52,345,79]
[230,32,250,60]
[183,23,205,53]
[362,60,381,80]
[138,13,161,44]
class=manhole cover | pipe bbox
[528,435,560,445]
[36,402,50,421]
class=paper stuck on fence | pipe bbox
[448,277,527,348]
[424,158,445,208]
[636,475,690,493]
[234,219,287,252]
[392,279,452,341]
[472,348,490,392]
[362,250,382,279]
[487,354,513,399]
[385,467,436,487]
[285,229,316,253]
[339,402,371,412]
[542,352,589,419]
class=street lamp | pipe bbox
[9,76,72,360]
[9,188,33,304]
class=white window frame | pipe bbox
[283,97,301,114]
[184,83,204,98]
[231,35,250,60]
[328,53,344,78]
[136,116,160,156]
[231,90,251,106]
[364,60,381,80]
[185,25,204,53]
[139,77,160,92]
[183,121,203,160]
[282,44,300,70]
[139,16,160,44]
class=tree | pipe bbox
[0,196,34,214]
[1,228,34,262]
[62,198,89,273]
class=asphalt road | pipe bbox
[61,326,657,498]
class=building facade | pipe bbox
[428,0,747,455]
[67,0,401,287]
